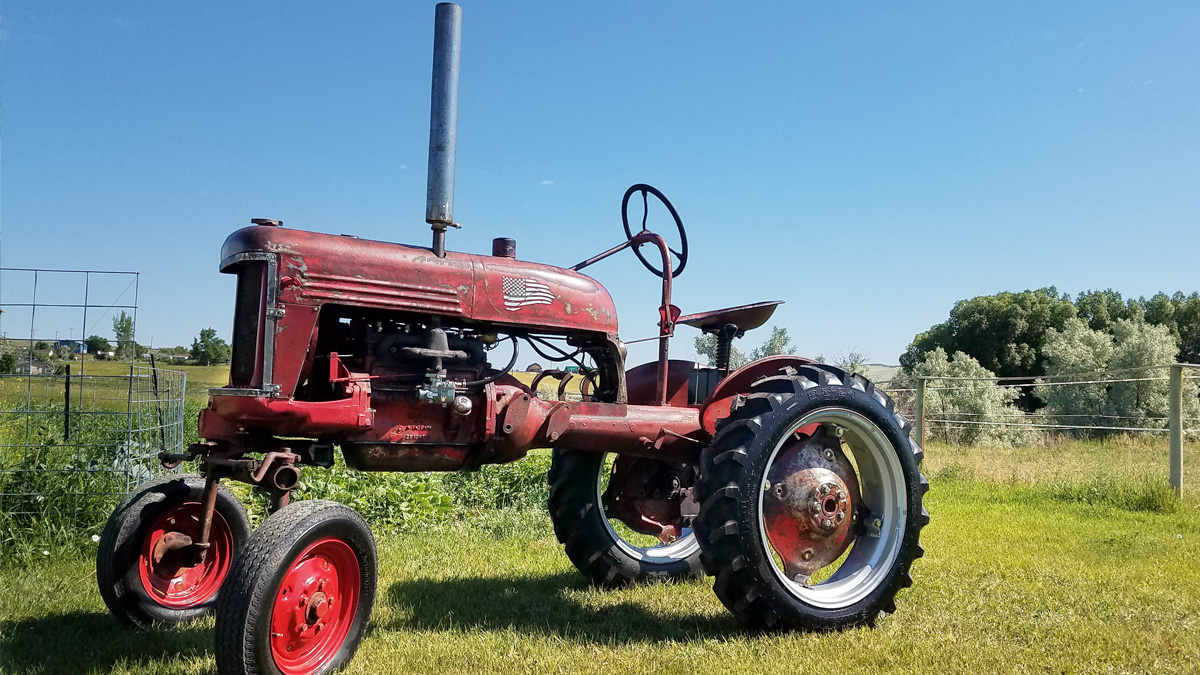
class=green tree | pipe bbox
[1074,289,1137,332]
[34,341,49,352]
[1104,319,1200,429]
[190,328,231,366]
[693,333,747,370]
[901,288,1077,381]
[749,326,796,360]
[0,352,15,374]
[112,311,135,360]
[901,288,1077,410]
[694,325,797,370]
[1037,318,1114,433]
[85,335,111,358]
[1140,291,1200,364]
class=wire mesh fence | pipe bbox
[0,367,188,525]
[0,267,189,527]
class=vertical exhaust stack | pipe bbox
[426,2,462,258]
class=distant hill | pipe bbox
[864,363,901,383]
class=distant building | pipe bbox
[525,363,543,373]
[52,340,87,355]
[15,360,51,376]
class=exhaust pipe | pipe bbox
[426,2,462,258]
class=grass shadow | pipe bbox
[384,572,741,644]
[0,611,212,674]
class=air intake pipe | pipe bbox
[426,2,462,258]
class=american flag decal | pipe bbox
[502,276,555,310]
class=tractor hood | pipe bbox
[219,225,619,336]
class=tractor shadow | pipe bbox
[384,572,741,644]
[0,611,212,674]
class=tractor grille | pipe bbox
[229,261,266,387]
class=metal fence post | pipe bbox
[914,377,926,450]
[63,363,71,441]
[1169,364,1183,497]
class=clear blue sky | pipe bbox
[3,1,1198,366]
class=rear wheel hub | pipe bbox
[762,426,861,582]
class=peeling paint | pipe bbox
[285,256,309,275]
[264,241,299,255]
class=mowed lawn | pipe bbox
[2,475,1198,675]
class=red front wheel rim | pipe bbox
[138,502,234,609]
[270,538,362,675]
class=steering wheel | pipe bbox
[621,183,688,279]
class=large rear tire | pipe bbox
[693,364,929,630]
[215,500,377,675]
[548,449,703,587]
[96,473,251,628]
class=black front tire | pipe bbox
[693,364,929,630]
[548,449,703,587]
[215,500,377,675]
[96,473,251,628]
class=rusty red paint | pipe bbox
[699,355,822,434]
[200,379,707,469]
[625,359,695,407]
[138,502,234,609]
[761,427,860,582]
[223,225,618,336]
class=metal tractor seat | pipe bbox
[679,300,783,337]
[679,301,783,373]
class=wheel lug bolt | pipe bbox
[837,512,845,521]
[811,501,821,513]
[836,490,845,500]
[822,519,833,529]
[819,485,829,496]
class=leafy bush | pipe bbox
[1038,318,1200,435]
[1039,318,1114,433]
[0,402,151,532]
[438,452,551,511]
[294,461,453,528]
[892,348,1035,446]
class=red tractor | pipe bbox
[95,5,927,674]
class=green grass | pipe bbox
[2,475,1198,675]
[924,435,1199,501]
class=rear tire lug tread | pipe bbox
[696,367,926,632]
